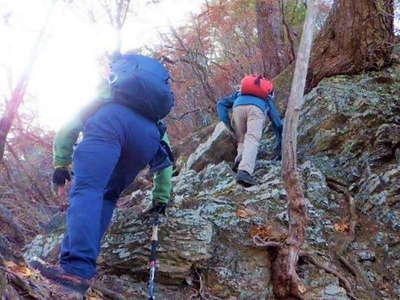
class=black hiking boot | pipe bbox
[236,170,257,187]
[31,261,91,295]
[232,156,242,173]
[232,160,240,173]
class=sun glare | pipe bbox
[0,0,203,130]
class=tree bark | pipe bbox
[256,0,295,78]
[273,0,316,299]
[306,0,394,92]
[0,0,56,162]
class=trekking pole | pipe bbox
[148,213,161,300]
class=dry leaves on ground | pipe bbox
[4,260,35,277]
[250,225,273,239]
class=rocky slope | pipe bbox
[7,52,400,299]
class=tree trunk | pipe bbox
[273,0,316,298]
[306,0,394,92]
[0,0,56,162]
[256,0,295,78]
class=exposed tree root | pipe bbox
[344,190,357,237]
[338,253,376,299]
[272,246,306,300]
[188,287,200,300]
[326,179,377,298]
[336,254,358,278]
[326,179,357,238]
[196,269,208,300]
[274,1,318,298]
[90,282,126,300]
[252,230,360,299]
[190,268,219,300]
[0,266,48,299]
[299,252,357,300]
[252,155,381,299]
[252,234,281,248]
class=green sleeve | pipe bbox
[53,116,83,168]
[152,133,173,205]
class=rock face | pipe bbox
[100,196,214,284]
[27,160,350,299]
[298,60,400,232]
[24,58,400,299]
[184,122,237,172]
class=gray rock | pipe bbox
[184,122,236,172]
[24,232,64,265]
[355,249,376,262]
[324,284,348,298]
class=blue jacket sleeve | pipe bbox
[216,92,238,129]
[266,95,283,154]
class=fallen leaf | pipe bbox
[376,58,385,67]
[333,222,350,232]
[87,296,103,300]
[249,225,273,239]
[86,287,104,299]
[236,209,249,218]
[12,265,33,277]
[4,261,35,277]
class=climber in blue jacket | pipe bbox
[217,89,283,185]
[32,53,174,295]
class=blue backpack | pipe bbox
[109,53,174,122]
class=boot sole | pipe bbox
[46,274,89,295]
[31,261,89,295]
[236,179,256,188]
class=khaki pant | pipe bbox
[232,105,265,174]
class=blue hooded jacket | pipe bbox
[216,91,283,156]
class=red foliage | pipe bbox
[150,0,264,141]
[0,109,60,239]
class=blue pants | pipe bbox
[60,103,161,279]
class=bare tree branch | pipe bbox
[0,0,57,162]
[168,109,201,121]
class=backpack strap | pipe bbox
[156,121,167,139]
[156,121,174,163]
